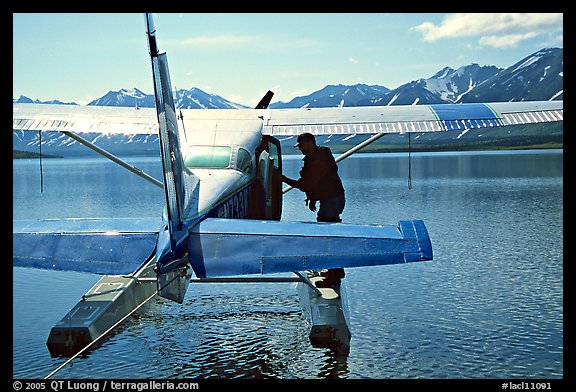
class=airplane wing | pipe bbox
[13,100,562,136]
[13,103,158,134]
[259,100,563,136]
[13,218,160,275]
[189,218,432,278]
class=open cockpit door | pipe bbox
[256,135,283,220]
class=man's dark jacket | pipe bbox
[285,146,345,202]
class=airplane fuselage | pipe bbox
[153,116,283,301]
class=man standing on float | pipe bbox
[282,132,346,288]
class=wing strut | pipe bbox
[60,130,163,189]
[38,130,44,192]
[283,132,387,194]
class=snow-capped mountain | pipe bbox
[425,64,502,103]
[15,47,562,110]
[270,65,500,108]
[270,84,391,109]
[14,95,77,105]
[352,64,501,106]
[269,47,561,107]
[365,79,447,106]
[459,47,563,102]
[87,88,155,107]
[85,87,247,109]
[174,87,248,109]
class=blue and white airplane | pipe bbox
[13,14,563,358]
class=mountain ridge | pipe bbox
[14,47,562,109]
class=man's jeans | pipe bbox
[317,194,345,223]
[317,194,346,280]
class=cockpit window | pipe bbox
[184,146,231,169]
[237,148,253,174]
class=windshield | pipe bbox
[184,146,231,169]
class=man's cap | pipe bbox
[293,132,316,148]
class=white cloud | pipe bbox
[464,42,483,51]
[548,33,563,46]
[479,32,538,48]
[411,13,563,48]
[348,57,359,64]
[554,34,563,45]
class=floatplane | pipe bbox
[13,13,563,365]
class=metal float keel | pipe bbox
[296,271,351,355]
[46,257,157,356]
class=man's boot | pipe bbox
[315,268,344,288]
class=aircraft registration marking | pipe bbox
[214,184,251,219]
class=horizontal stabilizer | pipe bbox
[188,218,432,278]
[13,218,160,275]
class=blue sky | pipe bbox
[13,13,563,106]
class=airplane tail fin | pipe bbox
[255,90,274,109]
[145,13,199,302]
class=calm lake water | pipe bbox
[13,150,563,379]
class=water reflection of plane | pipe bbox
[13,13,562,370]
[319,350,350,379]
